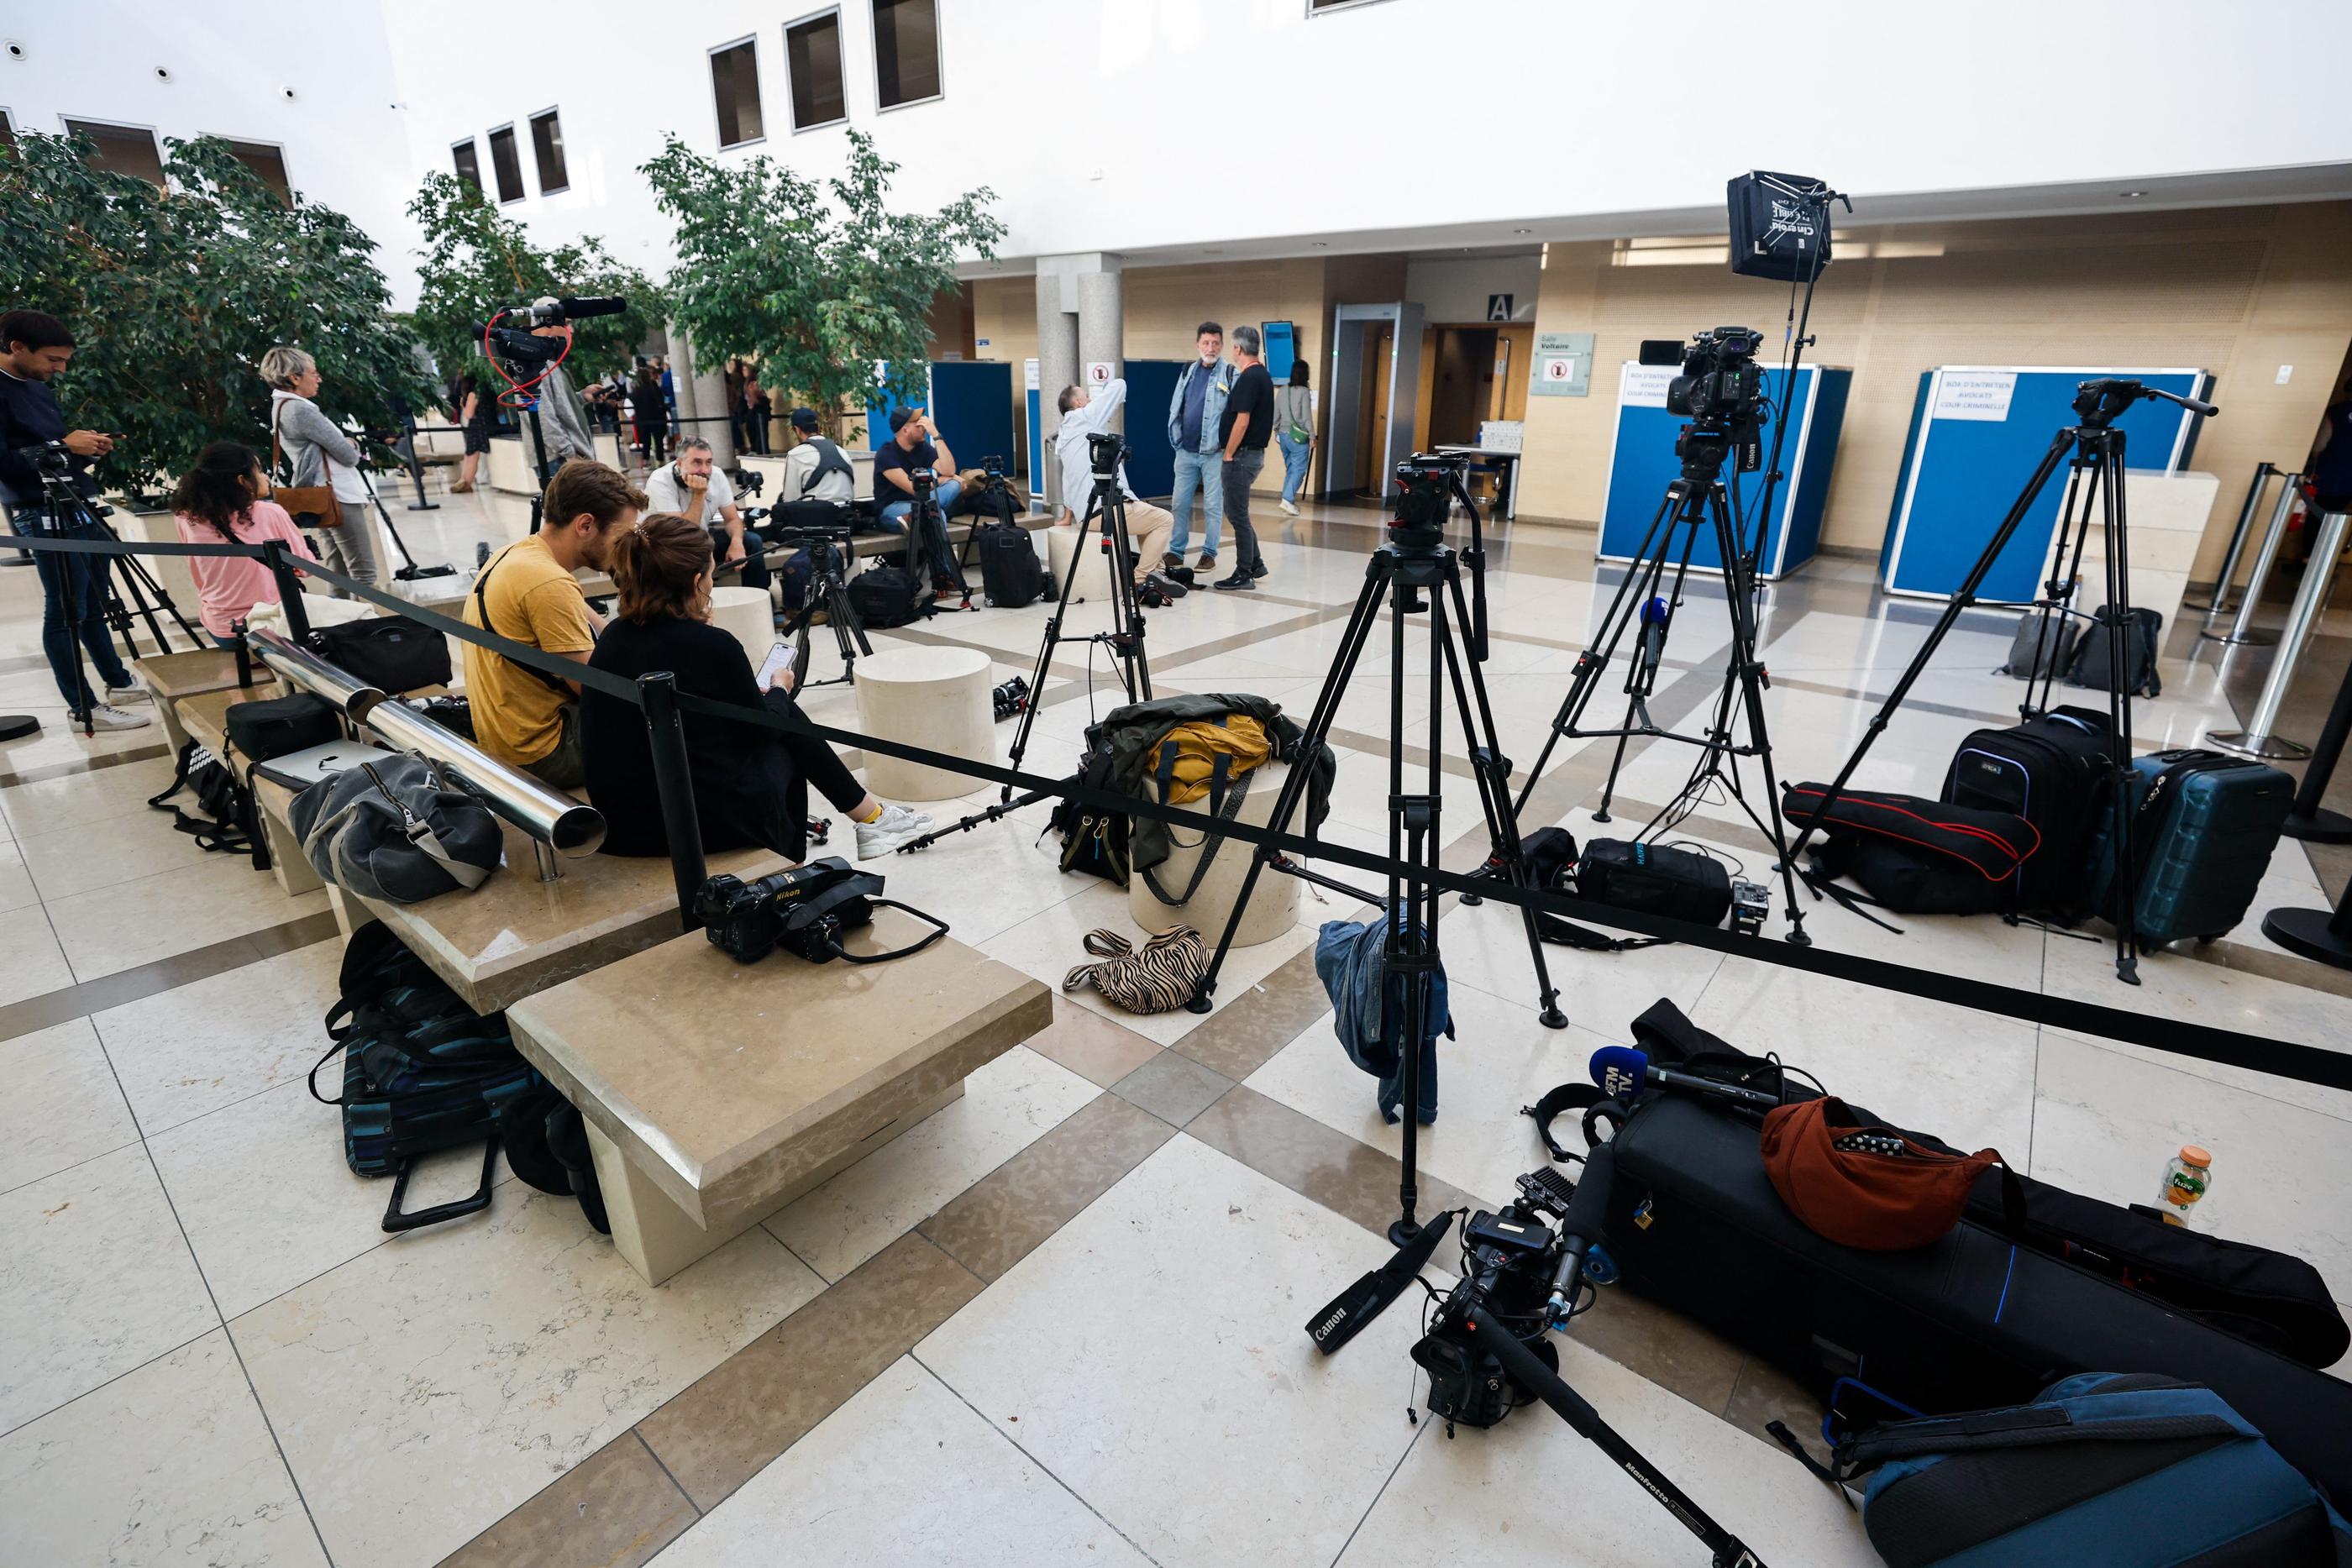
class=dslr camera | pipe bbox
[1639,326,1767,475]
[1389,451,1472,551]
[696,860,882,965]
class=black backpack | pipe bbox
[307,924,542,1232]
[1047,744,1130,885]
[150,739,266,868]
[1998,611,2073,682]
[847,564,922,628]
[1944,706,2114,915]
[977,522,1045,608]
[307,613,454,695]
[2065,604,2163,697]
[501,1082,610,1235]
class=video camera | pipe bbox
[1389,451,1473,551]
[1640,327,1767,475]
[475,295,628,368]
[1086,432,1125,482]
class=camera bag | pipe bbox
[1834,1373,2352,1568]
[847,564,922,628]
[1998,609,2075,682]
[1575,838,1730,927]
[976,522,1045,608]
[1785,782,2039,919]
[1943,705,2114,913]
[501,1081,610,1235]
[1575,1004,2352,1509]
[2066,603,2165,698]
[307,613,453,695]
[1049,749,1131,886]
[149,739,266,869]
[226,691,343,761]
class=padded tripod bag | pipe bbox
[1577,1000,2352,1511]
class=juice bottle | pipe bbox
[2156,1145,2213,1225]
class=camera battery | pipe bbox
[1465,1209,1551,1259]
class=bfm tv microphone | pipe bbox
[1306,1210,1455,1356]
[1588,1045,1782,1112]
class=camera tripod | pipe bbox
[355,456,454,583]
[1512,422,1811,947]
[26,469,202,716]
[777,524,872,690]
[1782,377,2217,984]
[1188,464,1569,1244]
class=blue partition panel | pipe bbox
[931,362,1015,473]
[1122,359,1185,501]
[1880,365,2210,601]
[1597,364,1850,580]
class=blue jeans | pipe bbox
[876,477,965,585]
[34,519,134,710]
[1168,449,1224,559]
[1278,433,1311,504]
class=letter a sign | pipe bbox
[1487,293,1515,322]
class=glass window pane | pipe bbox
[225,139,291,200]
[529,109,568,193]
[488,126,523,202]
[712,41,764,146]
[786,13,847,128]
[873,0,941,109]
[63,119,165,187]
[452,139,482,192]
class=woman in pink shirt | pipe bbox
[171,441,318,645]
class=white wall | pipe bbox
[1404,255,1542,324]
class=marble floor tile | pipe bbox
[920,1091,1175,1282]
[0,752,179,839]
[437,1431,692,1568]
[0,836,38,914]
[873,797,1089,947]
[2031,1032,2352,1308]
[0,902,74,1009]
[1021,998,1163,1088]
[0,1015,137,1194]
[762,1044,1100,1282]
[0,1142,218,1434]
[45,856,328,983]
[1110,1046,1232,1125]
[233,1192,822,1568]
[0,1328,326,1568]
[657,1357,1153,1567]
[20,803,223,902]
[1689,957,2040,1160]
[1339,1333,1877,1568]
[1184,1082,1484,1242]
[916,1135,1431,1568]
[95,941,344,1134]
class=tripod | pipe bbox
[34,469,202,663]
[1513,425,1810,945]
[996,458,1152,805]
[1780,378,2218,985]
[778,527,872,690]
[355,456,453,582]
[1189,463,1569,1243]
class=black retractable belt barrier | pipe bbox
[8,529,2349,1098]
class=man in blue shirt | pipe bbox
[1164,323,1236,574]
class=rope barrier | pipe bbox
[7,527,2345,1092]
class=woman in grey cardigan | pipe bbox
[260,345,380,593]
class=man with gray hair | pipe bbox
[644,435,768,592]
[1212,323,1275,590]
[515,303,596,479]
[1054,376,1187,603]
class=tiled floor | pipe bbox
[3,473,2349,1565]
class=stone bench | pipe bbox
[507,912,1051,1283]
[138,648,276,753]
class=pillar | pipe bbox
[1076,268,1125,432]
[1034,254,1121,516]
[665,320,699,442]
[686,337,735,468]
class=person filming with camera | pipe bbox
[643,435,769,595]
[1053,377,1188,604]
[0,310,152,732]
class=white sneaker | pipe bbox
[1278,498,1299,516]
[854,806,932,858]
[104,683,151,705]
[87,703,151,732]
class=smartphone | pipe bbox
[755,640,792,691]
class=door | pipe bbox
[1360,325,1394,495]
[1327,302,1425,502]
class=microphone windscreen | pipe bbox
[1588,1044,1653,1102]
[559,296,629,318]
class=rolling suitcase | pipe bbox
[1943,705,2113,912]
[2082,749,2293,946]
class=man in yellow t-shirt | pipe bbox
[462,459,645,787]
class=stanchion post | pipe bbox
[2210,508,2349,761]
[2191,461,2275,618]
[2262,878,2352,972]
[639,672,708,930]
[402,410,439,511]
[2282,647,2352,844]
[2205,473,2301,647]
[263,540,311,642]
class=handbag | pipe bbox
[270,401,344,528]
[1062,927,1205,1014]
[1760,1094,2009,1251]
[307,614,453,695]
[289,754,502,904]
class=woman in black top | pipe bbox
[581,512,937,860]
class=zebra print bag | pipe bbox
[1062,927,1206,1015]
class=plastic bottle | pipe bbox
[2156,1145,2214,1225]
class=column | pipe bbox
[665,321,700,446]
[687,337,735,468]
[1076,267,1125,432]
[1034,269,1079,515]
[1034,254,1122,516]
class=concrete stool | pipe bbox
[709,585,774,667]
[1047,523,1113,604]
[1130,758,1298,947]
[854,645,993,801]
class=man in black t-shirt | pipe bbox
[872,406,966,593]
[1213,325,1277,590]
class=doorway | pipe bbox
[1426,327,1496,448]
[1324,302,1425,504]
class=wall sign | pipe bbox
[1620,362,1677,408]
[1487,293,1515,322]
[1532,330,1594,397]
[1023,358,1040,391]
[1933,370,2018,422]
[1086,361,1114,387]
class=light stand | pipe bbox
[355,450,454,582]
[1780,378,2218,985]
[1185,459,1568,1249]
[1510,401,1811,947]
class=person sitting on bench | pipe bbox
[873,407,966,594]
[463,459,644,789]
[580,511,938,861]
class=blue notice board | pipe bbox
[1598,364,1851,580]
[867,361,1015,475]
[1880,365,2211,601]
[1121,359,1187,501]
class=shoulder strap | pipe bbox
[473,546,576,697]
[270,401,291,484]
[1142,759,1249,907]
[824,898,948,964]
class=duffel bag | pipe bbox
[307,613,453,695]
[847,564,921,628]
[1837,1373,2352,1567]
[1785,782,2038,916]
[290,754,501,903]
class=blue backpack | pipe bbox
[1837,1372,2352,1566]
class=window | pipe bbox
[452,138,482,193]
[528,108,568,194]
[0,109,14,150]
[785,10,847,130]
[1308,0,1397,10]
[223,139,291,200]
[487,124,523,202]
[871,0,942,110]
[711,39,765,147]
[62,118,165,187]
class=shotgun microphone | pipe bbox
[553,296,628,319]
[1588,1045,1782,1112]
[1306,1210,1455,1356]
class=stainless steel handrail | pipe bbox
[248,627,388,716]
[360,695,606,859]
